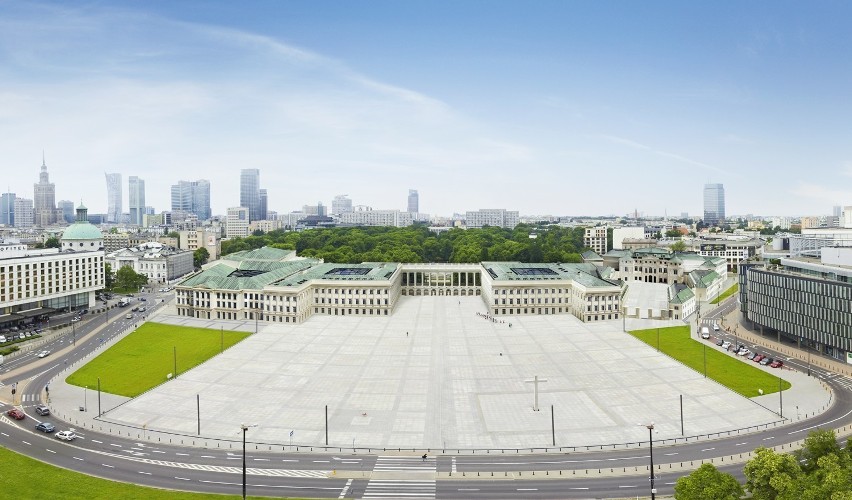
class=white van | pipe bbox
[699,326,710,339]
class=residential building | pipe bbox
[107,242,193,284]
[13,198,34,229]
[249,219,283,233]
[128,176,145,226]
[465,209,519,229]
[103,233,132,253]
[339,208,426,227]
[178,228,221,261]
[584,227,608,255]
[105,173,122,223]
[175,247,624,324]
[696,238,763,272]
[331,195,353,216]
[226,207,250,238]
[703,183,725,226]
[407,189,419,213]
[0,193,15,226]
[239,169,260,222]
[33,157,59,227]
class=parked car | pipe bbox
[37,350,51,358]
[138,306,146,312]
[753,354,764,362]
[7,408,25,420]
[715,338,724,346]
[760,357,772,366]
[139,297,146,302]
[747,352,757,360]
[738,348,750,356]
[35,405,50,416]
[55,430,77,441]
[35,422,56,433]
[71,317,80,322]
[0,335,6,343]
[770,360,784,368]
[721,341,732,350]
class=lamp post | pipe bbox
[640,422,656,500]
[241,423,258,500]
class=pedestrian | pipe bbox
[422,453,427,462]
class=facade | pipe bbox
[740,251,852,362]
[331,195,353,215]
[226,207,250,238]
[103,233,132,254]
[178,228,221,261]
[249,219,283,233]
[584,226,608,255]
[107,242,193,284]
[339,208,426,227]
[407,189,419,213]
[696,238,763,272]
[619,248,727,285]
[0,193,15,226]
[33,158,58,227]
[703,183,726,226]
[239,169,261,222]
[612,226,646,249]
[259,189,268,221]
[128,176,145,226]
[171,179,211,221]
[465,209,520,229]
[175,247,625,324]
[13,198,34,229]
[105,173,122,223]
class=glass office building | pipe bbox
[703,183,725,226]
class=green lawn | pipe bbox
[0,446,297,499]
[630,325,791,397]
[66,322,250,397]
[710,283,739,304]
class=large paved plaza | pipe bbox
[102,296,789,449]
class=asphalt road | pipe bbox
[2,293,851,499]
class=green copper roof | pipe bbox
[62,222,103,241]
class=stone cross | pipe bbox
[525,375,548,411]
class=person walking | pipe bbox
[422,453,427,462]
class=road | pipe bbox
[2,293,852,499]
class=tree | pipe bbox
[193,247,210,269]
[665,229,682,238]
[115,265,148,291]
[104,263,115,290]
[794,429,843,474]
[743,447,802,500]
[671,240,687,252]
[674,463,744,500]
[44,237,60,248]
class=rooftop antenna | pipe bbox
[42,150,46,167]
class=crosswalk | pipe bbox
[362,456,436,499]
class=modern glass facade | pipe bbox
[240,169,260,222]
[703,183,725,226]
[171,179,211,221]
[105,173,122,223]
[128,176,145,226]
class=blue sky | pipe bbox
[1,1,851,218]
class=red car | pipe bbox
[6,408,25,420]
[753,354,764,363]
[770,360,784,368]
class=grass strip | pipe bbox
[630,325,791,397]
[66,322,250,397]
[710,283,739,304]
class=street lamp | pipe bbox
[639,422,657,500]
[241,423,258,500]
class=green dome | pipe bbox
[62,222,103,241]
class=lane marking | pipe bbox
[701,448,715,452]
[198,480,341,490]
[175,452,189,456]
[73,457,83,461]
[22,441,31,446]
[102,464,114,468]
[139,471,151,475]
[46,449,56,454]
[92,440,103,444]
[619,485,637,488]
[338,478,353,499]
[175,477,191,481]
[790,408,852,434]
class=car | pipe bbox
[71,317,80,322]
[25,332,33,338]
[760,357,772,366]
[126,294,134,297]
[747,352,757,360]
[0,335,6,343]
[721,341,732,350]
[35,405,50,416]
[770,360,784,368]
[37,350,50,358]
[131,306,139,312]
[701,330,710,339]
[35,422,56,433]
[138,306,146,312]
[55,430,77,441]
[6,408,25,420]
[738,348,750,356]
[753,354,764,363]
[713,323,720,331]
[715,338,724,346]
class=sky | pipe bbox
[1,1,852,219]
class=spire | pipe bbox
[42,150,46,170]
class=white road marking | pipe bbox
[735,442,748,446]
[791,408,852,434]
[200,455,214,458]
[22,441,31,446]
[618,485,637,488]
[175,477,191,481]
[73,457,83,461]
[92,439,103,444]
[701,448,715,452]
[46,449,56,454]
[102,464,114,468]
[139,471,151,475]
[175,452,189,456]
[569,487,590,490]
[338,478,353,499]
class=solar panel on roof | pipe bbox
[511,267,558,276]
[325,268,371,276]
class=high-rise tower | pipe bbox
[703,183,726,226]
[171,179,211,221]
[128,176,146,226]
[407,189,419,213]
[0,192,15,226]
[105,173,122,223]
[33,155,57,227]
[240,169,260,222]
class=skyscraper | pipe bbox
[240,169,260,222]
[407,189,419,213]
[128,176,146,226]
[58,200,75,223]
[259,189,268,221]
[332,194,353,215]
[0,192,15,226]
[13,198,34,228]
[703,183,726,226]
[171,179,211,221]
[105,173,122,223]
[33,155,57,227]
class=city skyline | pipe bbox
[2,2,852,216]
